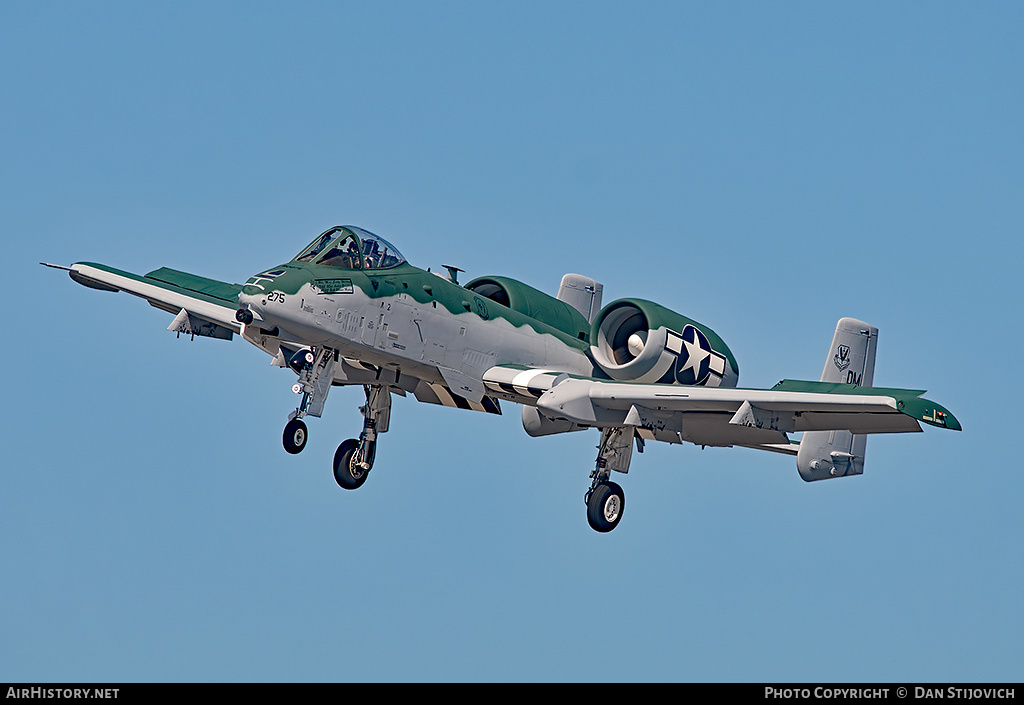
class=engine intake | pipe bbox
[590,299,738,387]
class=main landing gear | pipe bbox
[332,385,389,490]
[584,426,636,533]
[586,480,625,533]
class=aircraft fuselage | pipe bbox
[237,261,595,390]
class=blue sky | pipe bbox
[2,1,1021,682]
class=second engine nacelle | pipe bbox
[589,299,739,387]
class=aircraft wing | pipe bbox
[482,366,960,451]
[47,262,243,340]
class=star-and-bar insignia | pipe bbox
[674,325,726,386]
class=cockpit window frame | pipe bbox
[296,225,407,272]
[315,232,364,270]
[295,227,346,263]
[356,229,406,271]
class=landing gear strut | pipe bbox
[280,347,337,454]
[584,426,635,532]
[333,384,390,490]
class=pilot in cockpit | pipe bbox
[299,226,405,271]
[317,234,362,269]
[362,239,380,269]
[345,237,361,267]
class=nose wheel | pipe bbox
[280,346,337,455]
[283,418,308,454]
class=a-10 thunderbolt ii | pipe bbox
[46,225,960,532]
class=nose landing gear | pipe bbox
[283,417,308,455]
[279,347,336,454]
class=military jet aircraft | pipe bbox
[45,225,960,532]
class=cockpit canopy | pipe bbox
[294,226,406,271]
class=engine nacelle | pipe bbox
[522,406,586,437]
[589,299,739,387]
[464,276,590,342]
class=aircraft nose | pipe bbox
[238,288,257,306]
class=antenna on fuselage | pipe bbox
[442,264,464,285]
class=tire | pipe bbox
[334,438,371,490]
[283,418,308,455]
[586,481,625,533]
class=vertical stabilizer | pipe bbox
[557,274,603,324]
[797,318,878,481]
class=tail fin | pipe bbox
[796,318,878,481]
[557,274,603,324]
